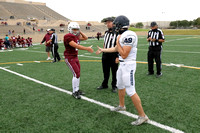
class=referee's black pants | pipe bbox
[52,44,61,62]
[148,50,162,75]
[101,53,118,88]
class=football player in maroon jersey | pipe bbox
[64,22,93,99]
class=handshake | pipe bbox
[86,45,104,55]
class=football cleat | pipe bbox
[110,106,126,111]
[72,91,81,99]
[131,115,149,126]
[77,90,85,95]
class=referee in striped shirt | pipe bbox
[96,17,119,92]
[147,22,165,77]
[48,29,61,63]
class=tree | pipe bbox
[193,17,200,28]
[135,22,144,28]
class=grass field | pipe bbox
[0,35,200,133]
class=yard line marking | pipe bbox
[0,60,199,70]
[0,67,184,133]
[138,49,200,54]
[16,63,23,66]
[34,61,41,63]
[165,37,198,43]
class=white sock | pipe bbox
[76,78,80,92]
[72,77,77,93]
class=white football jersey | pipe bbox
[119,30,138,62]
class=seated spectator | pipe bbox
[0,39,4,50]
[11,36,17,48]
[21,37,26,47]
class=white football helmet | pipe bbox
[68,22,80,36]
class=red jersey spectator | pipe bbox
[21,37,26,47]
[0,39,4,50]
[12,36,17,48]
[26,38,31,47]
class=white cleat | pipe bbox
[110,106,126,112]
[131,115,149,126]
[46,57,51,60]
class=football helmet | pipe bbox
[113,15,130,32]
[68,22,80,36]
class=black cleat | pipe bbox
[78,90,85,95]
[51,60,57,63]
[112,87,117,93]
[97,86,108,90]
[147,73,154,75]
[156,73,162,78]
[72,91,81,99]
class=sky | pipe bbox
[28,0,200,23]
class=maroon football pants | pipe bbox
[65,56,80,78]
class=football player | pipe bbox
[64,22,93,99]
[96,15,149,125]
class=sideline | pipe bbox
[0,67,184,133]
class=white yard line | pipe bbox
[16,50,200,68]
[0,67,184,133]
[138,49,200,54]
[165,37,198,43]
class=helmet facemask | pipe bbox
[71,28,80,36]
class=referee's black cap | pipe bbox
[103,17,114,22]
[150,22,157,27]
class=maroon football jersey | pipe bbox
[64,33,80,57]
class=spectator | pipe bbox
[96,32,101,41]
[24,29,26,34]
[12,30,15,35]
[0,39,4,50]
[21,37,26,47]
[8,30,11,35]
[4,35,11,49]
[11,36,17,48]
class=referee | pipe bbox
[48,29,61,63]
[96,17,119,92]
[147,22,165,77]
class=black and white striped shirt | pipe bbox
[104,29,118,49]
[147,29,165,46]
[50,33,58,45]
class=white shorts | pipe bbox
[117,61,136,97]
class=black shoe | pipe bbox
[97,86,108,90]
[78,90,85,95]
[156,73,162,78]
[112,87,117,93]
[72,91,81,99]
[147,73,154,75]
[51,60,57,63]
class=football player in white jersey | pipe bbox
[96,15,148,125]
